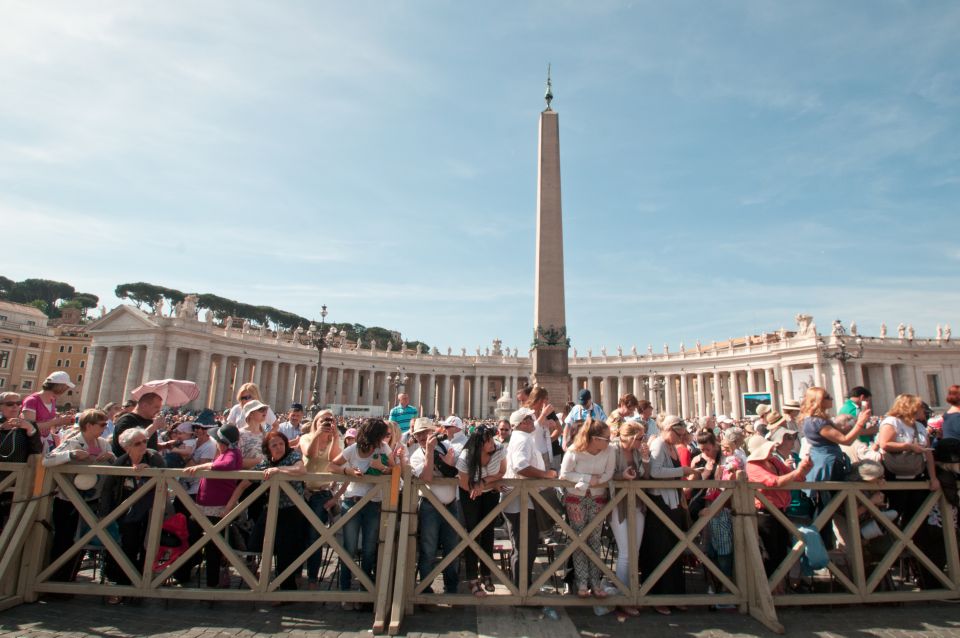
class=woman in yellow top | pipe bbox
[299,409,344,589]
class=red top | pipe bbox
[746,456,792,511]
[676,444,692,468]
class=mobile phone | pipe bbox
[860,401,869,410]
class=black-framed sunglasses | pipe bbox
[1,401,22,407]
[239,395,254,401]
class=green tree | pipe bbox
[28,299,49,314]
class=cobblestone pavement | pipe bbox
[2,597,960,638]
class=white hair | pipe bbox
[118,427,148,449]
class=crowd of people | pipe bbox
[2,370,959,616]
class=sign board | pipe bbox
[326,404,385,418]
[741,392,772,417]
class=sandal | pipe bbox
[469,580,487,598]
[105,595,123,605]
[576,588,591,599]
[592,587,608,599]
[620,606,641,616]
[482,575,495,592]
[653,606,672,616]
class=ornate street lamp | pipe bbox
[817,320,865,363]
[389,366,408,405]
[305,305,342,415]
[817,319,865,397]
[647,370,665,410]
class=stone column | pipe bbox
[268,361,280,407]
[632,375,642,399]
[164,347,178,380]
[212,355,228,410]
[456,376,465,415]
[251,360,262,390]
[192,351,212,408]
[679,373,690,418]
[470,376,480,418]
[97,347,119,406]
[122,346,145,400]
[662,375,675,414]
[571,377,579,403]
[746,369,756,393]
[141,344,156,384]
[764,368,777,409]
[729,371,741,419]
[347,369,359,404]
[780,365,794,402]
[882,364,896,413]
[813,361,824,388]
[81,346,106,408]
[599,377,611,413]
[409,373,420,415]
[695,373,706,418]
[713,372,724,416]
[285,363,296,405]
[438,375,449,417]
[426,374,436,417]
[317,366,328,407]
[381,373,391,412]
[849,362,864,389]
[829,360,846,406]
[363,369,374,405]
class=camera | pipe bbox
[436,433,448,443]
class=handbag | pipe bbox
[882,450,924,478]
[532,486,564,533]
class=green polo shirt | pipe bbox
[389,404,418,433]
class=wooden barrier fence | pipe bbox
[0,458,40,612]
[0,461,956,637]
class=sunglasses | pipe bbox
[593,436,611,442]
[239,395,254,401]
[1,401,22,407]
[130,440,147,447]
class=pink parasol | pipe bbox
[131,379,200,407]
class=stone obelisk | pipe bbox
[530,67,571,405]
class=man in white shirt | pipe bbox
[408,417,460,594]
[440,415,468,452]
[503,408,557,587]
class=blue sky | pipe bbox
[2,1,958,354]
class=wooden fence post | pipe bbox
[734,472,784,634]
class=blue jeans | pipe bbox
[305,490,334,584]
[339,498,381,591]
[417,497,461,593]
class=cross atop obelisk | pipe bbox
[531,66,570,405]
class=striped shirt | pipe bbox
[389,404,418,433]
[457,443,506,484]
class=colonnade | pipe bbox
[571,366,795,420]
[78,343,524,418]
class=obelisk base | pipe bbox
[531,345,570,406]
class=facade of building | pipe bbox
[0,300,56,395]
[77,306,960,418]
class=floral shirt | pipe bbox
[254,450,303,509]
[239,429,264,464]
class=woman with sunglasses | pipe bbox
[224,383,277,431]
[99,426,165,602]
[559,416,615,599]
[800,386,871,521]
[299,410,345,589]
[457,423,506,596]
[0,391,41,462]
[641,414,699,614]
[43,409,115,582]
[22,371,76,453]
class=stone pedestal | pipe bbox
[531,345,570,406]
